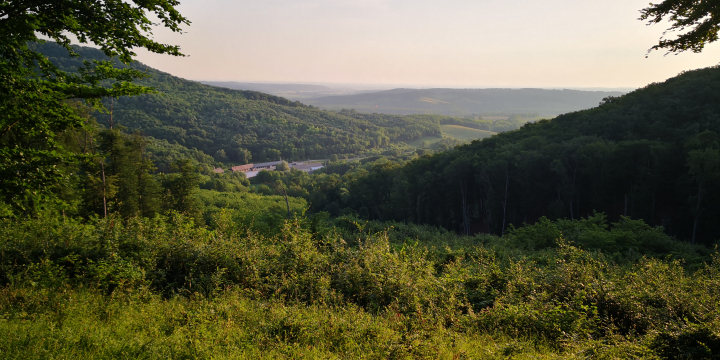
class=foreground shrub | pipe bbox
[2,213,720,358]
[504,213,711,265]
[0,287,565,359]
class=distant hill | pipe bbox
[198,81,375,101]
[35,42,458,163]
[332,66,720,243]
[199,81,333,94]
[308,88,627,117]
[38,43,549,163]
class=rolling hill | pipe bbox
[38,42,547,164]
[199,82,334,94]
[328,65,720,243]
[197,81,362,101]
[307,87,627,117]
[36,42,458,163]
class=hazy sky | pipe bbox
[133,0,720,88]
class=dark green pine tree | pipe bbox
[163,159,202,221]
[87,129,162,218]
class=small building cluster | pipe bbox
[213,161,324,178]
[230,164,253,173]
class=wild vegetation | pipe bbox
[292,67,720,245]
[39,42,545,166]
[4,0,720,358]
[2,213,719,359]
[37,42,459,163]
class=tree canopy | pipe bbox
[0,0,189,211]
[273,67,720,244]
[641,0,720,54]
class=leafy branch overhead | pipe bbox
[641,0,720,54]
[0,0,189,210]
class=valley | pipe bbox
[439,124,496,141]
[3,1,720,357]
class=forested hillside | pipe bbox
[37,42,448,163]
[9,0,720,360]
[287,66,720,244]
[198,81,356,100]
[201,81,333,94]
[10,1,720,358]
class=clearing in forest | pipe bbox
[440,124,496,141]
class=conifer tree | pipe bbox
[163,159,202,220]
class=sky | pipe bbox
[133,0,720,89]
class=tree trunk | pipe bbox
[285,194,291,219]
[501,171,509,237]
[460,181,469,236]
[108,98,114,129]
[692,179,703,245]
[612,194,616,221]
[631,185,635,217]
[570,168,576,220]
[624,194,628,217]
[101,162,107,218]
[650,189,656,226]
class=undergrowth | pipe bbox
[0,212,718,359]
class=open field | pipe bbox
[405,135,445,148]
[405,126,496,148]
[440,124,496,141]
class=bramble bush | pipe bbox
[1,212,719,358]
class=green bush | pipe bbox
[2,213,720,358]
[503,213,711,265]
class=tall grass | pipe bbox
[0,287,562,359]
[1,212,719,358]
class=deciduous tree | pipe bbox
[640,0,720,54]
[0,0,189,211]
[276,161,290,172]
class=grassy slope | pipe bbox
[405,135,445,148]
[440,124,497,141]
[406,126,497,148]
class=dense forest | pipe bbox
[278,67,720,244]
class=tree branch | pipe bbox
[0,120,20,138]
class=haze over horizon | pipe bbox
[199,80,637,93]
[133,0,720,89]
